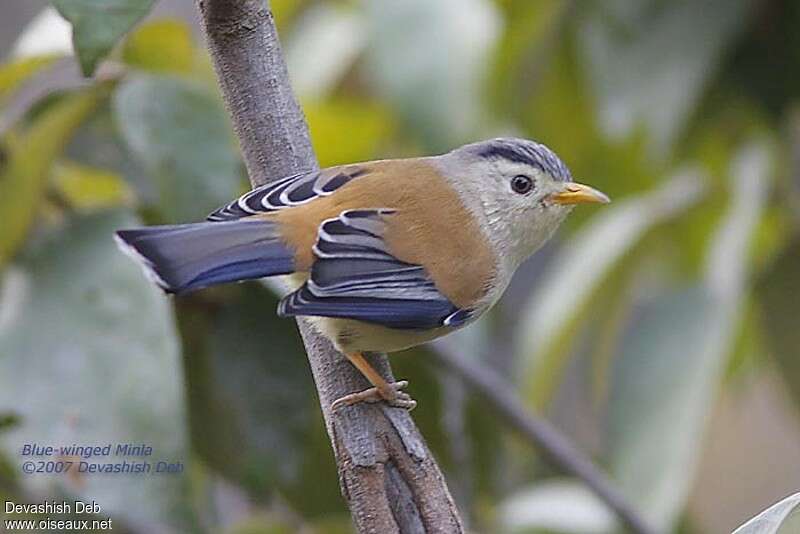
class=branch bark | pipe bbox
[431,341,657,534]
[195,1,463,532]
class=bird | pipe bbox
[115,137,609,411]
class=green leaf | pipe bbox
[0,55,59,102]
[758,236,800,407]
[607,140,773,530]
[122,19,195,74]
[498,479,617,534]
[0,211,191,531]
[270,0,310,31]
[53,161,134,210]
[487,0,571,117]
[59,105,152,202]
[304,98,394,167]
[733,493,800,534]
[0,89,99,267]
[285,4,365,100]
[608,286,721,530]
[516,171,705,406]
[0,413,21,432]
[52,0,156,76]
[113,75,243,223]
[226,515,293,534]
[578,0,755,157]
[177,285,319,498]
[363,0,501,150]
[722,3,800,116]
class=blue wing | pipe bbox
[278,209,472,330]
[207,166,369,221]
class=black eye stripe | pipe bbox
[511,175,534,195]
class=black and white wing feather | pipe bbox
[207,166,369,221]
[278,209,472,330]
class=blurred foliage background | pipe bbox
[1,1,799,533]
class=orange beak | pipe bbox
[548,182,610,205]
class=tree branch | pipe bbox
[195,1,463,532]
[431,341,657,534]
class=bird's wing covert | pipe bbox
[278,209,472,330]
[207,166,369,221]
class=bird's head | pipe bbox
[439,137,610,270]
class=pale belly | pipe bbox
[309,315,453,353]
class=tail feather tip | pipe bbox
[114,231,173,293]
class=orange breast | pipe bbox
[265,159,496,309]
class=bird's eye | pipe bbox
[511,175,534,195]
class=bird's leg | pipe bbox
[331,352,417,411]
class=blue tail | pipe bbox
[115,219,295,294]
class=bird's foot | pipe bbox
[332,380,417,411]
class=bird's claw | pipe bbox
[332,380,417,411]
